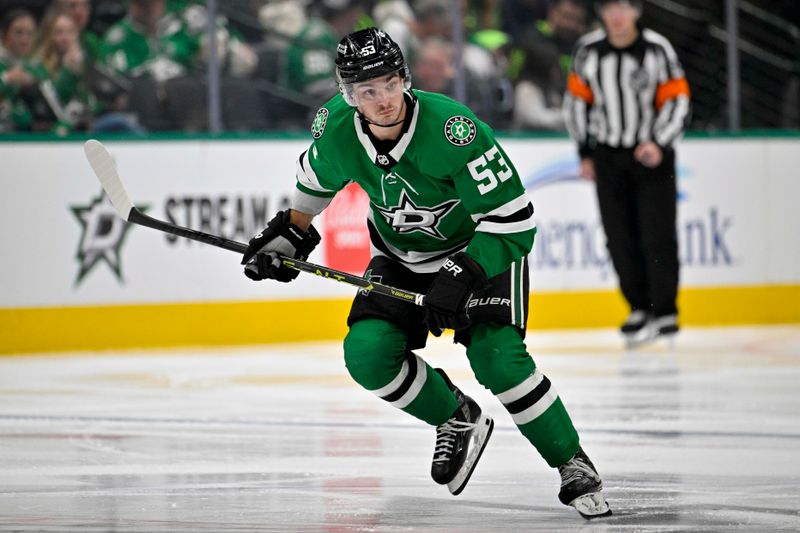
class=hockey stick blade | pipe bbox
[84,139,134,220]
[82,140,425,306]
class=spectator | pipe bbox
[100,0,184,80]
[518,0,588,75]
[511,40,565,130]
[259,0,307,46]
[413,0,513,127]
[172,1,258,79]
[0,8,38,132]
[283,0,366,105]
[52,0,138,132]
[512,0,589,130]
[410,36,455,93]
[500,0,548,43]
[464,0,501,34]
[372,0,416,56]
[54,0,100,66]
[0,7,36,61]
[26,10,95,134]
[413,0,451,41]
[257,0,314,129]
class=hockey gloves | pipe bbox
[242,210,321,282]
[425,252,489,335]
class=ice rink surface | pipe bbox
[1,326,799,532]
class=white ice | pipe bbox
[1,326,800,532]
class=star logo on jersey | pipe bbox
[71,191,146,285]
[444,115,477,146]
[311,107,329,139]
[374,189,459,240]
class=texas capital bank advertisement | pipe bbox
[0,137,798,312]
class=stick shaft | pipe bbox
[85,139,425,306]
[130,208,424,306]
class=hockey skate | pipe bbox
[558,447,612,520]
[431,369,494,496]
[621,310,651,349]
[624,313,679,350]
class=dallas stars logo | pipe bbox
[374,189,458,240]
[444,115,477,146]
[311,107,328,139]
[71,191,145,285]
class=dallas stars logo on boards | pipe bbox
[71,190,146,285]
[444,115,477,146]
[374,188,458,240]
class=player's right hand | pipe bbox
[424,252,489,335]
[242,210,320,282]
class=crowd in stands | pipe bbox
[0,0,796,135]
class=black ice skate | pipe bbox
[621,309,649,335]
[653,314,679,336]
[558,447,612,519]
[624,313,679,350]
[430,369,494,496]
[621,310,651,348]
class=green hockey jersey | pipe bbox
[293,90,536,277]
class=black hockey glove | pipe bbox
[424,252,489,336]
[241,210,321,282]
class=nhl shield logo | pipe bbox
[311,108,329,139]
[444,116,477,146]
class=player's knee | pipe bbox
[343,319,407,390]
[466,323,533,394]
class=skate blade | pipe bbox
[570,491,612,520]
[623,326,656,349]
[447,415,494,496]
[625,330,678,350]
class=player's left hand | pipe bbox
[242,210,320,282]
[635,141,663,168]
[425,252,489,335]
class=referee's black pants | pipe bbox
[592,146,679,318]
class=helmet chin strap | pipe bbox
[358,97,407,128]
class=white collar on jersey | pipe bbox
[353,92,420,165]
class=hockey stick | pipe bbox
[83,139,425,306]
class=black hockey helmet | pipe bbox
[335,27,410,106]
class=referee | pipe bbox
[563,0,690,343]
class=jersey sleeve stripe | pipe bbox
[476,218,537,235]
[472,196,535,234]
[296,149,334,194]
[481,202,534,224]
[470,195,532,222]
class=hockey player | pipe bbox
[241,27,611,519]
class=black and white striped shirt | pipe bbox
[564,28,691,157]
